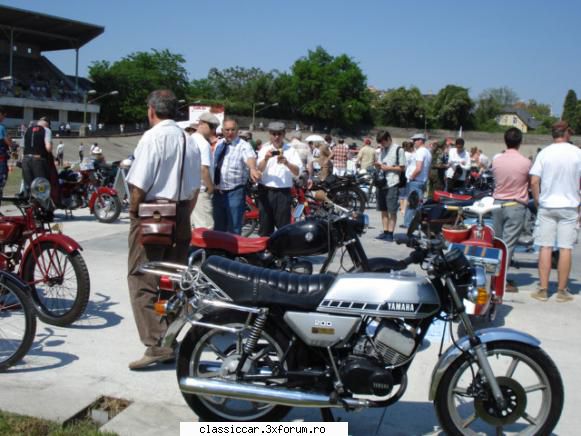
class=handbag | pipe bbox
[372,169,387,189]
[138,133,186,247]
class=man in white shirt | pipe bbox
[256,122,303,235]
[403,133,432,228]
[126,90,201,370]
[529,121,581,302]
[56,140,64,167]
[190,112,220,229]
[446,138,471,191]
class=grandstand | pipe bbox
[0,5,104,132]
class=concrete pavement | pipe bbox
[0,205,579,435]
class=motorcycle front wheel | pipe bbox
[93,193,122,223]
[22,243,91,326]
[0,277,36,371]
[434,341,564,436]
[177,311,291,422]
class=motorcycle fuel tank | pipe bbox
[317,272,440,319]
[268,218,333,257]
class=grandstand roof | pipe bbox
[0,5,104,52]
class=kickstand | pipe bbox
[320,408,336,422]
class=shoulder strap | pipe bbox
[177,132,186,201]
[396,146,402,165]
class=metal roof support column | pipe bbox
[9,27,14,77]
[74,47,79,91]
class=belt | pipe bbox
[216,184,245,194]
[24,154,44,160]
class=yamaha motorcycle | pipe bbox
[140,229,564,435]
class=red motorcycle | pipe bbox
[0,178,91,326]
[57,162,122,223]
[440,197,514,322]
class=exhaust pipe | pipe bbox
[179,377,368,409]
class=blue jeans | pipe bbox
[403,180,426,228]
[212,185,246,234]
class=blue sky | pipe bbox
[3,0,580,115]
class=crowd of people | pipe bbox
[2,92,580,370]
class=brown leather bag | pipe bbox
[138,133,186,247]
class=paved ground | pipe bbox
[0,205,579,435]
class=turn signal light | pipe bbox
[154,300,168,316]
[159,275,174,291]
[475,288,489,305]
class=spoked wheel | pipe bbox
[177,312,290,422]
[0,277,36,371]
[435,341,564,435]
[94,193,122,223]
[22,242,91,326]
[328,187,366,213]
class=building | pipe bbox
[496,108,541,133]
[0,5,104,132]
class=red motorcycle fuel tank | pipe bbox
[268,218,332,257]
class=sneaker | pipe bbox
[384,233,394,242]
[376,232,389,240]
[556,288,574,303]
[531,288,548,302]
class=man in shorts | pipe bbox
[530,121,581,302]
[374,130,405,242]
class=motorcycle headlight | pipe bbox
[30,177,51,201]
[466,266,489,304]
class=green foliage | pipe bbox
[473,87,518,130]
[562,89,578,124]
[89,49,189,124]
[0,410,117,436]
[432,85,474,129]
[375,87,427,128]
[479,86,519,107]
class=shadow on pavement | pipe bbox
[2,327,78,373]
[70,293,124,330]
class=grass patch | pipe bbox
[0,410,117,436]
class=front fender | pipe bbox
[21,233,82,272]
[428,327,541,401]
[89,187,118,210]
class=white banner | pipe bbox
[181,421,348,435]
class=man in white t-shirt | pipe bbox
[446,138,471,191]
[529,121,581,302]
[403,133,432,227]
[190,112,220,229]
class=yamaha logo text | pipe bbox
[385,302,416,312]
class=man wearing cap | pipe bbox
[212,118,261,234]
[190,112,219,229]
[126,90,201,370]
[403,133,432,228]
[356,138,376,171]
[21,116,53,195]
[256,122,303,235]
[529,121,581,303]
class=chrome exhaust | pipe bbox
[179,377,368,409]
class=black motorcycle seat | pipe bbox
[201,256,335,310]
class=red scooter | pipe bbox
[440,197,515,322]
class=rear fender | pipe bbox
[20,234,82,274]
[428,327,541,401]
[89,187,118,210]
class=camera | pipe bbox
[271,150,280,156]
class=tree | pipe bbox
[89,49,189,124]
[432,85,474,129]
[473,87,519,130]
[375,87,427,127]
[562,89,578,124]
[286,47,372,129]
[480,86,519,108]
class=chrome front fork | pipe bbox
[446,277,506,408]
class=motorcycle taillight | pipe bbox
[158,275,174,292]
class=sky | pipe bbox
[3,0,580,116]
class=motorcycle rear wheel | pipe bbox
[22,243,91,326]
[0,277,36,371]
[434,341,564,436]
[177,311,291,422]
[327,186,366,213]
[93,193,122,223]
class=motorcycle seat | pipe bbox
[201,256,335,310]
[191,228,269,254]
